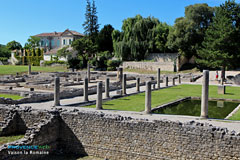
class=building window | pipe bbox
[69,39,72,45]
[51,40,55,47]
[57,40,60,47]
[46,40,49,47]
[63,39,66,45]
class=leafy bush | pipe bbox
[43,60,66,66]
[89,51,113,70]
[0,57,8,62]
[67,58,82,69]
[15,48,44,66]
[107,59,122,71]
[0,57,9,64]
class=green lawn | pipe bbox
[0,135,24,146]
[228,109,240,120]
[87,84,240,113]
[0,65,68,75]
[0,94,23,100]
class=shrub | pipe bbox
[90,51,113,70]
[0,57,9,64]
[43,60,66,66]
[67,58,81,69]
[107,59,122,71]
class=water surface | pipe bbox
[153,100,239,119]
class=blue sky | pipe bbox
[0,0,235,45]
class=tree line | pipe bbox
[72,0,240,71]
[2,0,240,71]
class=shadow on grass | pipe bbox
[104,104,114,106]
[118,98,131,101]
[225,93,234,95]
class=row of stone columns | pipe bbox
[53,76,111,106]
[54,68,184,114]
[144,70,209,117]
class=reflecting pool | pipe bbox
[153,100,239,119]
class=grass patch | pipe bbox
[0,94,23,100]
[228,109,240,120]
[87,84,240,112]
[0,135,24,146]
[0,65,68,75]
[124,68,199,75]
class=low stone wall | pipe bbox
[0,106,239,160]
[0,111,58,160]
[123,61,176,72]
[0,110,27,136]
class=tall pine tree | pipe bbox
[82,0,99,42]
[83,0,92,35]
[196,0,240,71]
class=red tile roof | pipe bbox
[34,29,84,37]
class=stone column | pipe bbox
[157,68,161,89]
[136,78,140,92]
[178,75,181,84]
[172,78,175,86]
[153,84,156,90]
[84,77,89,102]
[201,70,209,118]
[87,63,90,83]
[54,77,60,106]
[218,85,226,94]
[165,77,168,87]
[145,81,151,114]
[122,74,127,95]
[96,82,103,110]
[118,67,123,83]
[105,78,110,98]
[28,64,31,75]
[76,73,79,82]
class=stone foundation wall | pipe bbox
[0,111,27,136]
[123,61,177,72]
[60,111,240,160]
[0,112,59,160]
[0,106,239,160]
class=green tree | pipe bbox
[0,44,11,58]
[97,24,114,52]
[112,15,172,61]
[57,46,73,59]
[82,0,99,42]
[26,36,41,49]
[71,37,97,68]
[6,41,22,51]
[196,0,240,71]
[167,3,214,59]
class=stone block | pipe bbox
[217,101,224,108]
[218,85,226,95]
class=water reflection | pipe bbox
[153,100,239,119]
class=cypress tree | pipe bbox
[82,0,99,42]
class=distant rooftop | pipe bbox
[34,29,84,37]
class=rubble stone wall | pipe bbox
[0,106,239,160]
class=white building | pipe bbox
[34,29,84,61]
